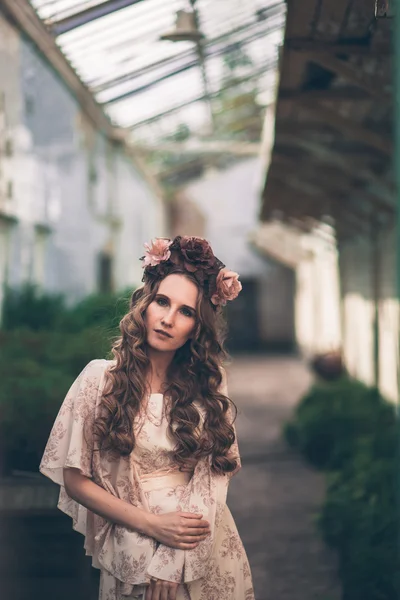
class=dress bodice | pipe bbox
[132,393,178,476]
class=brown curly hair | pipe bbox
[94,266,238,474]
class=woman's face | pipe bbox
[144,274,198,353]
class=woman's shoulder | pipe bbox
[80,358,115,380]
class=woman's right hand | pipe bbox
[147,511,211,550]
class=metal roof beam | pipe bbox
[101,60,199,104]
[101,26,280,104]
[50,0,145,36]
[94,13,284,94]
[132,140,261,156]
[127,60,277,128]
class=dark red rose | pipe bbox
[180,237,216,269]
[142,236,226,300]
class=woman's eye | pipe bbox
[156,297,168,306]
[181,308,193,318]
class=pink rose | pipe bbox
[142,238,172,268]
[211,268,242,306]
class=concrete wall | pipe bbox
[0,13,166,308]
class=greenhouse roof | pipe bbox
[28,0,285,144]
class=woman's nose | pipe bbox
[161,310,174,327]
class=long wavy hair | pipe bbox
[94,267,238,474]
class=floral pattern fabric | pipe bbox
[40,359,254,600]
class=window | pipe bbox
[97,251,113,293]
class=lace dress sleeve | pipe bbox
[39,359,106,484]
[40,359,157,589]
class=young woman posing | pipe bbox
[40,236,254,600]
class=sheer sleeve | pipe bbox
[39,359,109,552]
[39,359,156,587]
[146,366,241,583]
[40,359,105,484]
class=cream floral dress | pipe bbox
[40,359,254,600]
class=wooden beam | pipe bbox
[315,0,354,42]
[264,174,372,234]
[286,38,392,55]
[308,53,391,101]
[276,134,395,208]
[279,88,370,101]
[273,156,395,215]
[298,101,393,156]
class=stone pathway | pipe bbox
[226,355,341,600]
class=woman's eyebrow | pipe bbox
[182,303,196,312]
[157,293,195,312]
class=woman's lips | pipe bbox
[154,329,173,339]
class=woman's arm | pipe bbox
[64,467,210,549]
[64,467,152,534]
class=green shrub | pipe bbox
[285,376,399,600]
[59,289,131,333]
[0,359,73,472]
[0,284,134,473]
[286,378,394,470]
[0,327,114,473]
[1,283,132,334]
[2,284,66,331]
[318,446,397,600]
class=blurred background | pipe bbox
[0,1,397,599]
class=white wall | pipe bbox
[340,226,398,403]
[183,159,296,347]
[183,158,270,277]
[294,221,398,404]
[294,226,342,356]
[0,13,166,309]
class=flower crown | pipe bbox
[140,236,242,307]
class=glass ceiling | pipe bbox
[30,0,286,144]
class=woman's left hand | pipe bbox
[145,578,179,600]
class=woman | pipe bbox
[40,236,254,600]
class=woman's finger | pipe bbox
[168,583,179,600]
[151,579,161,600]
[183,527,211,536]
[160,581,169,600]
[178,534,208,543]
[182,517,210,528]
[176,541,203,550]
[145,582,153,600]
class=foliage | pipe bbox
[0,285,133,473]
[287,378,394,470]
[1,283,131,334]
[60,289,131,333]
[285,377,399,600]
[2,284,66,331]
